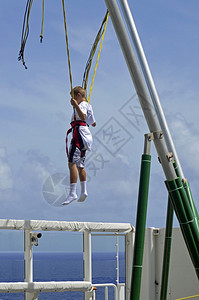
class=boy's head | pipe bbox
[71,86,87,100]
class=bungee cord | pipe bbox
[18,0,109,103]
[40,0,45,43]
[18,0,34,69]
[82,10,109,95]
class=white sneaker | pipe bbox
[62,194,77,206]
[77,193,88,202]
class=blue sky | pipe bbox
[0,1,199,251]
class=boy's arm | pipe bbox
[71,98,86,121]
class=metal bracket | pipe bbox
[152,131,174,164]
[153,130,163,140]
[145,133,154,141]
[158,152,174,164]
[166,152,174,162]
[145,131,162,158]
[153,229,159,236]
[144,133,154,155]
[30,232,42,247]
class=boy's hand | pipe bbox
[71,98,78,108]
[91,122,96,127]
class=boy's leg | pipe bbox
[77,167,88,202]
[78,167,86,181]
[69,162,78,183]
[62,162,78,205]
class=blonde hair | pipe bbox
[72,86,87,98]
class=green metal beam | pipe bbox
[165,178,199,279]
[130,154,151,300]
[160,197,174,300]
[183,180,199,231]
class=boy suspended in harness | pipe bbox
[62,86,96,206]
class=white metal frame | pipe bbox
[104,0,178,182]
[118,0,184,180]
[0,219,134,300]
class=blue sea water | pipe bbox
[0,252,125,299]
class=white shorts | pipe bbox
[79,125,93,151]
[68,142,86,168]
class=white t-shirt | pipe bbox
[71,101,96,151]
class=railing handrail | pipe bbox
[0,281,93,293]
[0,218,134,233]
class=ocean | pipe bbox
[0,252,125,299]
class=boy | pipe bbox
[62,86,96,206]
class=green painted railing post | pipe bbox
[165,178,199,279]
[160,197,174,300]
[183,180,199,231]
[160,161,179,300]
[130,134,152,300]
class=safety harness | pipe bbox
[65,112,86,158]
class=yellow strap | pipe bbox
[82,10,109,92]
[176,295,199,300]
[40,0,45,42]
[61,0,74,98]
[87,12,109,103]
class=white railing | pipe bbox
[0,219,134,300]
[94,283,118,300]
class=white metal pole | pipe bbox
[116,235,119,286]
[83,231,92,300]
[105,286,108,300]
[118,0,184,180]
[24,230,36,300]
[95,284,118,300]
[125,231,135,300]
[104,0,177,181]
[154,229,161,300]
[146,228,156,300]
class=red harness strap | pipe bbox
[66,120,86,157]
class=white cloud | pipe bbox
[16,150,55,188]
[169,113,199,175]
[116,153,130,166]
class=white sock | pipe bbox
[81,181,87,195]
[62,183,77,206]
[78,181,88,202]
[69,183,77,196]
